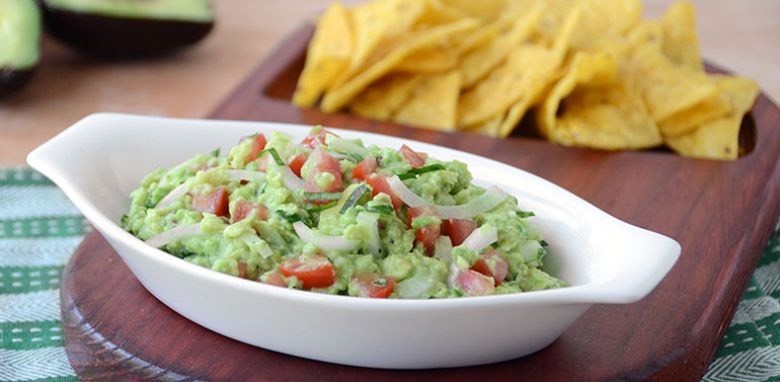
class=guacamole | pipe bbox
[122,127,564,298]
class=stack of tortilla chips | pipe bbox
[293,0,759,160]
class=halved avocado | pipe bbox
[41,0,215,58]
[0,0,41,97]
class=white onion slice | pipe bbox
[395,272,435,299]
[459,225,498,253]
[434,236,453,264]
[386,176,508,219]
[447,261,462,289]
[437,186,508,219]
[326,135,368,157]
[280,165,305,192]
[226,170,266,183]
[386,175,429,208]
[293,221,360,252]
[356,212,381,256]
[145,223,202,248]
[156,183,188,209]
[243,235,274,259]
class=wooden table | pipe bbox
[0,0,778,166]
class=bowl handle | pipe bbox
[587,225,681,304]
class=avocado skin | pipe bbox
[42,6,214,58]
[0,68,36,98]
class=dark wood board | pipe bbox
[61,23,780,381]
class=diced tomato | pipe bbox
[192,186,230,217]
[416,225,440,256]
[472,249,509,285]
[237,261,248,279]
[352,156,378,181]
[400,144,427,168]
[279,255,335,289]
[301,128,336,149]
[259,270,288,287]
[246,134,267,162]
[406,206,437,226]
[366,174,402,209]
[303,148,344,193]
[407,207,440,256]
[350,272,395,298]
[441,219,478,246]
[457,269,496,296]
[231,200,269,223]
[288,153,307,177]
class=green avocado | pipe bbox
[41,0,214,58]
[0,0,41,97]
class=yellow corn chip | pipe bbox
[459,5,542,88]
[661,1,702,70]
[625,20,663,52]
[416,0,468,26]
[659,91,731,137]
[395,45,458,73]
[454,12,513,55]
[321,19,478,112]
[393,71,461,131]
[497,98,533,138]
[439,0,507,22]
[463,115,502,137]
[547,82,662,150]
[349,74,422,121]
[457,7,578,127]
[575,0,643,51]
[535,0,641,52]
[538,51,619,138]
[292,2,352,107]
[622,44,717,122]
[666,76,759,160]
[343,0,426,82]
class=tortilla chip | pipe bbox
[717,76,761,112]
[393,71,461,131]
[622,44,717,122]
[457,45,557,127]
[457,8,577,127]
[665,76,759,160]
[496,98,534,138]
[395,45,458,73]
[343,0,426,82]
[321,19,478,112]
[454,13,513,55]
[538,51,618,138]
[439,0,508,22]
[547,82,662,150]
[661,1,702,70]
[535,0,641,52]
[416,0,468,26]
[459,5,542,88]
[463,114,503,137]
[658,91,731,137]
[576,0,643,51]
[292,3,352,107]
[625,20,663,52]
[349,74,422,121]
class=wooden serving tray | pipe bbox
[61,24,780,380]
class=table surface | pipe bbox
[1,0,778,166]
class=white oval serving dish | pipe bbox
[28,113,680,369]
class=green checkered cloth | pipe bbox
[0,167,777,381]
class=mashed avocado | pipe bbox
[122,127,564,298]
